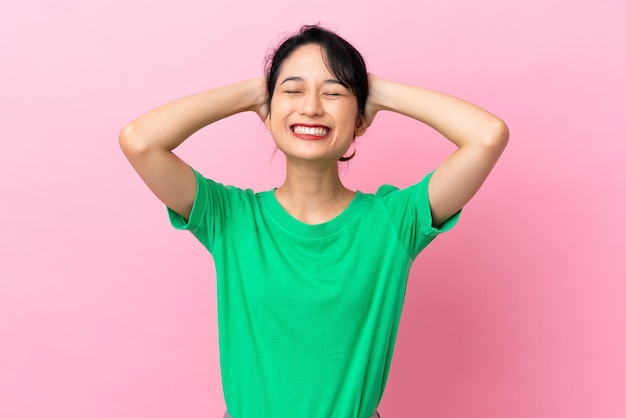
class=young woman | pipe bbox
[120,25,508,418]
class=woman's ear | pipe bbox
[354,115,367,137]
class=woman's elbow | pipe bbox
[483,117,509,153]
[119,123,150,157]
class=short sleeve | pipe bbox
[167,168,243,252]
[416,171,461,235]
[380,171,461,259]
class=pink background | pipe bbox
[1,0,625,417]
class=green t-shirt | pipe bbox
[168,169,460,418]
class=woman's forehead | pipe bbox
[277,44,335,82]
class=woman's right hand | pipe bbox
[251,76,270,123]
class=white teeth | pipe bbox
[293,126,329,136]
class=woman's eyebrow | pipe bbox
[280,76,305,85]
[324,79,346,87]
[279,76,344,86]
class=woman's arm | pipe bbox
[119,77,268,219]
[365,74,509,226]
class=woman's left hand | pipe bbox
[363,73,383,128]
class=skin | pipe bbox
[119,42,508,227]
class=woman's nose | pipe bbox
[299,93,323,117]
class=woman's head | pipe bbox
[265,25,368,123]
[264,25,368,161]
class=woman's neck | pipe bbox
[274,160,355,225]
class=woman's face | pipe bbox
[265,43,366,164]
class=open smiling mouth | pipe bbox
[291,125,330,138]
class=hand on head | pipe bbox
[253,76,270,123]
[363,73,381,128]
